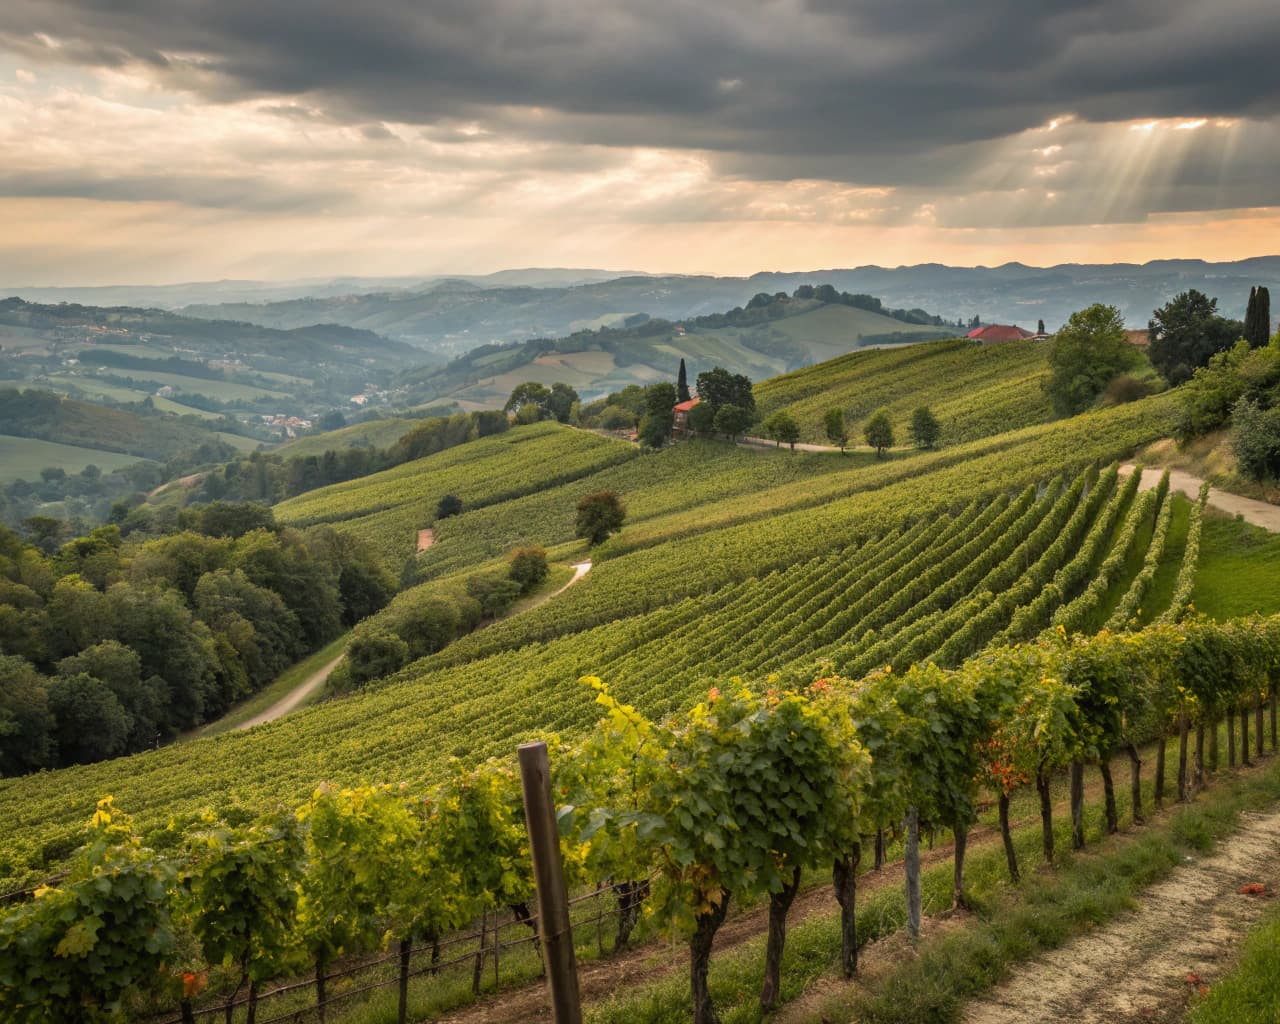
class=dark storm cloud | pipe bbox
[6,0,1279,152]
[5,0,1280,229]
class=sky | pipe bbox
[3,0,1280,285]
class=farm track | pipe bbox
[963,806,1280,1024]
[236,652,347,731]
[238,562,592,731]
[427,753,1183,1024]
[1123,463,1280,532]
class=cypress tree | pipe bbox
[1257,286,1271,346]
[677,358,691,402]
[1245,286,1259,346]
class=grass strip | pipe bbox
[1187,903,1280,1024]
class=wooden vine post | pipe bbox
[518,741,583,1024]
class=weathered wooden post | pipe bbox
[518,741,583,1024]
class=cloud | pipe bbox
[4,1,1278,156]
[1,1,1279,283]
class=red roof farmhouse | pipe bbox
[673,397,699,438]
[966,324,1035,343]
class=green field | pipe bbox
[214,430,262,452]
[275,421,638,568]
[0,433,147,482]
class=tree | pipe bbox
[687,401,717,435]
[909,406,941,449]
[1046,303,1142,414]
[575,491,625,545]
[864,408,894,457]
[547,382,579,424]
[762,411,801,450]
[823,407,849,453]
[436,493,463,519]
[503,382,551,419]
[713,404,752,440]
[695,367,754,416]
[677,358,692,403]
[46,673,132,765]
[639,382,677,448]
[353,628,412,688]
[1148,290,1243,384]
[22,515,66,555]
[0,655,54,775]
[599,405,636,431]
[317,409,347,431]
[1037,319,1046,335]
[1245,286,1272,348]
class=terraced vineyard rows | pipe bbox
[753,337,1052,444]
[273,423,637,567]
[0,393,1186,892]
[415,439,864,577]
[422,397,1176,669]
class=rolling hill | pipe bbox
[170,257,1280,357]
[0,297,426,424]
[0,336,1196,889]
[400,294,952,407]
[754,337,1057,445]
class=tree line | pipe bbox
[0,506,394,776]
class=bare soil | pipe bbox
[418,527,435,552]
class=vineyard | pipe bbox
[3,615,1278,1024]
[273,423,637,569]
[0,393,1178,889]
[3,335,1279,1024]
[753,338,1053,446]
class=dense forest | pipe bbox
[0,506,393,775]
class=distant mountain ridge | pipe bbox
[165,256,1280,356]
[8,257,1277,361]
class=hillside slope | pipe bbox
[0,364,1180,886]
[404,296,950,407]
[755,337,1054,445]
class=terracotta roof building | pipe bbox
[673,397,700,438]
[966,324,1035,343]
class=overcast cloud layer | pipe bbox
[3,0,1280,284]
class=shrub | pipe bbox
[508,546,549,592]
[1100,375,1151,406]
[436,494,463,520]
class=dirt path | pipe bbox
[235,651,346,731]
[418,527,435,552]
[963,807,1280,1024]
[527,561,591,612]
[1122,463,1280,532]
